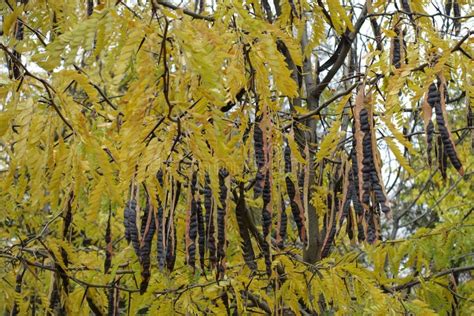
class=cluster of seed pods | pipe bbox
[423,77,464,178]
[284,144,307,245]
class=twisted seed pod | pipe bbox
[186,173,198,269]
[320,188,338,259]
[217,169,228,278]
[427,83,441,107]
[350,149,364,215]
[63,192,73,239]
[253,123,265,197]
[156,205,165,270]
[284,145,306,244]
[140,203,155,293]
[107,284,119,316]
[366,212,378,244]
[434,102,463,174]
[127,200,140,259]
[196,195,206,271]
[453,1,461,34]
[107,286,114,316]
[104,209,112,274]
[261,171,272,275]
[436,135,448,180]
[123,200,136,244]
[204,175,216,268]
[445,0,453,16]
[391,26,402,69]
[426,120,435,165]
[401,0,411,13]
[87,0,94,16]
[165,215,176,272]
[235,183,257,270]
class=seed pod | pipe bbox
[140,201,155,294]
[156,205,165,270]
[446,0,453,16]
[391,26,403,69]
[453,1,461,34]
[320,178,340,259]
[204,175,216,268]
[235,182,257,270]
[436,135,448,180]
[127,200,140,259]
[428,83,441,107]
[253,123,265,197]
[426,120,435,165]
[123,200,135,244]
[354,86,390,240]
[104,208,112,274]
[216,169,228,278]
[400,0,411,14]
[107,283,119,316]
[261,171,272,276]
[165,215,176,272]
[186,172,198,269]
[284,146,307,244]
[63,192,74,239]
[196,194,206,271]
[87,0,94,16]
[433,78,464,175]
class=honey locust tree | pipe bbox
[0,0,473,314]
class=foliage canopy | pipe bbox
[0,0,473,314]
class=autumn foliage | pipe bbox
[0,0,473,314]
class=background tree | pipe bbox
[0,0,473,314]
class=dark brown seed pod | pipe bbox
[446,0,453,16]
[453,1,461,34]
[284,145,307,244]
[165,215,177,272]
[204,175,216,268]
[253,123,265,198]
[156,205,165,270]
[436,135,448,180]
[87,0,94,16]
[104,208,112,274]
[186,172,198,269]
[86,297,103,316]
[235,182,257,270]
[63,192,74,239]
[127,200,140,258]
[196,195,206,271]
[140,202,155,294]
[428,83,441,107]
[391,25,402,69]
[426,120,435,165]
[434,101,464,174]
[261,171,272,276]
[123,200,135,244]
[320,177,341,259]
[216,169,228,278]
[107,282,119,316]
[401,0,411,13]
